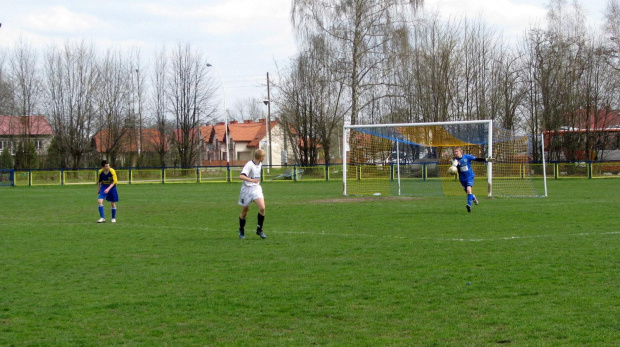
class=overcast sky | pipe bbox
[0,0,608,120]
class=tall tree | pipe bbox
[0,146,12,169]
[277,52,321,166]
[605,0,620,72]
[278,35,350,165]
[129,48,146,166]
[10,38,42,168]
[151,47,171,167]
[0,50,15,114]
[43,41,99,168]
[94,49,132,166]
[291,0,423,126]
[167,43,216,167]
[10,37,41,117]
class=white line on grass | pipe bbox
[271,230,620,242]
[2,219,619,243]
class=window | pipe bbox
[0,141,5,151]
[34,140,42,150]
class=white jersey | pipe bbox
[240,160,262,187]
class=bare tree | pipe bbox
[292,0,424,126]
[521,28,549,162]
[583,36,619,160]
[94,49,132,166]
[151,47,170,167]
[0,50,14,114]
[129,48,146,167]
[10,37,41,117]
[167,43,217,167]
[605,0,620,72]
[277,53,320,166]
[491,50,528,131]
[43,41,99,168]
[277,35,349,165]
[407,14,462,123]
[230,97,266,121]
[9,38,42,168]
[519,0,595,161]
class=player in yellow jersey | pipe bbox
[97,160,119,223]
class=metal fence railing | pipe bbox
[3,161,619,187]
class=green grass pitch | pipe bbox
[0,179,619,345]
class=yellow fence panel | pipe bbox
[131,169,163,184]
[13,171,30,186]
[295,166,327,181]
[31,170,62,186]
[592,162,620,178]
[64,170,97,185]
[263,167,291,182]
[556,162,589,178]
[164,168,197,183]
[199,167,228,183]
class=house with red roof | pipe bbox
[199,124,215,163]
[0,115,53,155]
[543,108,620,160]
[200,119,290,166]
[229,119,288,165]
[93,128,168,166]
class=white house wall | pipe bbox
[259,124,292,166]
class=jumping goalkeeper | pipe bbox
[452,147,493,213]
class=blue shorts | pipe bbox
[98,185,119,202]
[460,178,474,190]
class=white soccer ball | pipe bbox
[448,165,458,175]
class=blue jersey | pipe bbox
[98,168,117,186]
[455,154,477,182]
[98,168,119,202]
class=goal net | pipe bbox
[343,120,546,198]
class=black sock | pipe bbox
[257,213,265,231]
[239,217,246,232]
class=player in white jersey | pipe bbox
[238,149,267,239]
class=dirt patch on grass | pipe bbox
[311,196,419,203]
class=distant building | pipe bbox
[92,128,168,166]
[201,119,291,166]
[543,108,620,161]
[0,115,53,155]
[198,124,217,164]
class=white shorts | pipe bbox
[238,185,264,206]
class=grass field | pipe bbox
[1,179,619,346]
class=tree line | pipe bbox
[0,42,218,169]
[1,0,619,170]
[277,0,620,164]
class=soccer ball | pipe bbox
[448,165,458,175]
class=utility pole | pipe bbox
[136,69,142,160]
[266,72,272,167]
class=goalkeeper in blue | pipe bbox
[97,160,119,223]
[452,147,493,213]
[237,149,267,239]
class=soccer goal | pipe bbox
[343,120,547,198]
